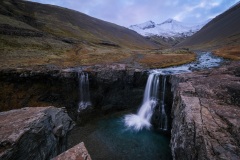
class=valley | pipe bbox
[0,0,240,160]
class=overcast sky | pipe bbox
[29,0,239,26]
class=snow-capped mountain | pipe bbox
[129,18,209,38]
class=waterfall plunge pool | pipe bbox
[68,52,223,160]
[68,111,172,160]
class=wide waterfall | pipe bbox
[124,73,168,131]
[78,72,91,112]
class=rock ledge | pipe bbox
[170,62,240,160]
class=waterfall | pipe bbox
[124,73,168,131]
[123,52,224,131]
[78,72,91,112]
[160,75,168,130]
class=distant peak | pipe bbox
[162,18,178,24]
[140,20,155,26]
[129,17,208,38]
[147,20,155,24]
[130,20,156,30]
[166,18,174,22]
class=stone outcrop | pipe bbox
[170,61,240,160]
[0,106,75,160]
[52,142,91,160]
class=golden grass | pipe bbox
[59,45,132,67]
[213,45,240,60]
[138,51,196,68]
[0,33,196,70]
[0,42,197,69]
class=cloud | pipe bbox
[173,0,237,23]
[30,0,238,26]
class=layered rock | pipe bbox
[0,106,75,160]
[52,142,91,160]
[170,62,240,159]
[0,65,147,122]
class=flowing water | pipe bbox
[69,52,223,159]
[124,74,160,130]
[124,73,169,131]
[124,52,223,131]
[78,72,91,112]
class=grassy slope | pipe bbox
[213,45,240,60]
[138,50,195,68]
[147,35,188,48]
[0,0,196,69]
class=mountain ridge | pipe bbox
[129,18,209,38]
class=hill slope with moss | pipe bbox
[0,0,197,69]
[177,2,240,60]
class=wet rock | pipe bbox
[170,61,240,160]
[52,142,91,160]
[151,75,173,133]
[0,106,75,160]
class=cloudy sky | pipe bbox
[30,0,239,26]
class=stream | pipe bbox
[68,52,223,160]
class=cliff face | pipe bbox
[170,62,240,160]
[0,106,75,160]
[0,66,147,123]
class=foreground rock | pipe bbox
[170,61,240,160]
[52,142,91,160]
[0,106,75,160]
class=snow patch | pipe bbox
[129,18,210,38]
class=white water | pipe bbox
[124,74,159,130]
[124,73,168,131]
[124,52,223,131]
[78,72,91,112]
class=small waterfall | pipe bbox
[160,75,168,130]
[137,74,159,124]
[78,72,91,112]
[124,73,168,131]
